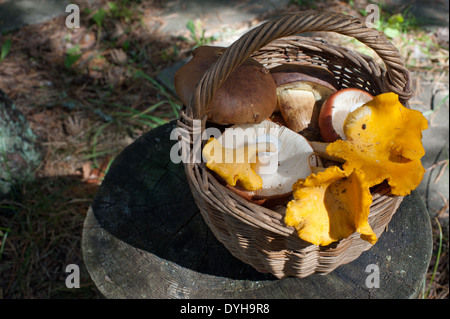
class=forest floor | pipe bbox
[0,0,448,299]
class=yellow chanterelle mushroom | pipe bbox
[202,137,275,191]
[285,166,376,246]
[326,92,428,196]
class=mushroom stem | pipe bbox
[252,134,280,175]
[311,166,327,174]
[235,141,276,164]
[310,141,345,163]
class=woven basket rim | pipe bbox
[190,10,412,120]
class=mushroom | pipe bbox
[310,141,345,164]
[318,88,373,142]
[326,92,428,196]
[285,166,376,246]
[270,64,340,140]
[174,45,277,125]
[215,120,318,205]
[202,137,275,191]
[174,45,226,110]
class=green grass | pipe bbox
[0,177,99,298]
[423,94,449,117]
[184,19,218,48]
[422,218,444,299]
[64,44,82,69]
[0,38,12,62]
[0,226,10,261]
[82,88,180,168]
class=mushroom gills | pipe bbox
[217,120,316,199]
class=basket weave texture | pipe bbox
[177,10,411,279]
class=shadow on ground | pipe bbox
[90,121,277,281]
[0,175,101,298]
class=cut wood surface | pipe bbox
[82,121,433,299]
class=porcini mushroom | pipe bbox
[270,64,339,139]
[216,120,318,204]
[326,92,428,196]
[318,88,373,142]
[174,45,226,110]
[285,166,377,246]
[174,45,277,125]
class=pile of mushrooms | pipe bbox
[175,45,428,247]
[286,92,428,246]
[202,120,320,207]
[271,64,340,140]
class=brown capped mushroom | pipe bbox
[174,45,226,110]
[174,45,277,125]
[270,64,339,140]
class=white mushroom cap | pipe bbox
[218,120,316,197]
[319,88,373,142]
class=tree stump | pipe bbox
[0,90,42,197]
[82,120,433,299]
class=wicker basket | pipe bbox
[177,10,412,279]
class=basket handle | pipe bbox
[192,10,412,119]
